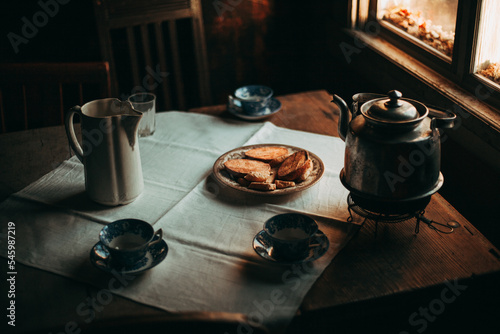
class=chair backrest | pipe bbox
[0,62,111,133]
[93,0,212,111]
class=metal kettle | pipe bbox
[332,90,456,203]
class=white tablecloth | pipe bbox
[0,111,361,332]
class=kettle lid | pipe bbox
[365,90,419,122]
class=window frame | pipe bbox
[350,0,500,112]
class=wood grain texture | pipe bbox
[189,90,340,137]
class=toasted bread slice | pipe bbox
[244,171,270,182]
[237,177,250,187]
[296,159,313,182]
[275,180,296,189]
[245,146,290,162]
[279,158,312,181]
[224,159,271,178]
[277,150,309,180]
[269,153,292,167]
[248,182,276,191]
[266,168,278,183]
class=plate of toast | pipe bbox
[212,144,325,196]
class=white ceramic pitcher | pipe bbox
[65,98,144,206]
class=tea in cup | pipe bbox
[263,213,318,261]
[228,85,273,114]
[99,219,163,266]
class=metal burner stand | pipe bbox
[346,195,455,234]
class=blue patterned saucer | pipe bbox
[253,229,329,264]
[90,237,168,275]
[227,98,282,120]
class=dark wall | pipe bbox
[1,1,100,62]
[0,0,358,104]
[200,0,356,102]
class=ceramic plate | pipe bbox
[212,144,325,196]
[253,229,329,264]
[90,238,168,275]
[227,98,282,120]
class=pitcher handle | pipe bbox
[65,106,84,162]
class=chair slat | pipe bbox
[154,22,173,110]
[0,89,5,133]
[190,0,211,106]
[140,24,155,95]
[168,20,186,110]
[126,27,141,88]
[93,0,211,110]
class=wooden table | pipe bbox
[1,90,499,333]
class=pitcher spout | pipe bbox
[120,101,142,148]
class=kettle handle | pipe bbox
[428,106,456,129]
[65,106,84,162]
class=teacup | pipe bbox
[228,85,273,114]
[263,213,318,261]
[99,219,163,267]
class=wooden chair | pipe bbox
[93,0,212,111]
[0,62,111,133]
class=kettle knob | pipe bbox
[385,90,403,108]
[365,90,419,122]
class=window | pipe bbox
[349,0,500,113]
[377,0,458,60]
[473,0,500,86]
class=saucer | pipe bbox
[227,98,282,120]
[253,229,329,264]
[90,238,168,275]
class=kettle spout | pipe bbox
[332,94,350,141]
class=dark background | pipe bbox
[0,1,367,102]
[1,0,499,248]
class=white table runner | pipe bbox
[0,112,361,332]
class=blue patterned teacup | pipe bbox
[263,213,318,261]
[228,85,273,115]
[99,219,163,267]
